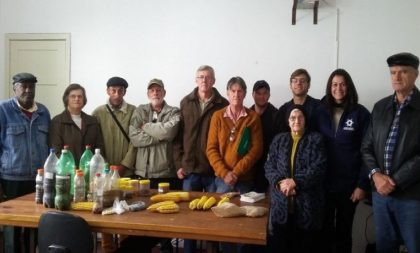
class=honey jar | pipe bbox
[158,182,170,194]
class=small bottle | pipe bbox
[102,164,112,192]
[35,168,44,204]
[55,175,71,211]
[93,173,104,214]
[73,170,86,202]
[110,165,120,190]
[139,179,151,196]
[158,182,170,194]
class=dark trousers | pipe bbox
[323,192,358,253]
[267,214,321,253]
[0,179,36,253]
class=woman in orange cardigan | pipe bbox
[206,76,263,194]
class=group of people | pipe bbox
[0,52,419,253]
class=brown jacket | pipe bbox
[49,110,105,165]
[173,87,229,175]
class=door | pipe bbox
[5,33,70,117]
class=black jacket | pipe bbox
[361,87,420,199]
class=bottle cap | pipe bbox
[139,180,150,185]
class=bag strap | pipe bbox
[105,104,130,142]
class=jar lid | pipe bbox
[139,179,150,185]
[158,182,170,187]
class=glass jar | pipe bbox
[139,180,151,196]
[158,182,170,194]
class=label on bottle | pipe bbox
[45,172,54,179]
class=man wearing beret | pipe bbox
[0,72,50,253]
[92,76,136,253]
[362,52,420,252]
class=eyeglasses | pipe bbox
[291,78,308,84]
[196,76,213,81]
[229,127,236,142]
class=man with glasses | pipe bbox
[275,68,320,132]
[173,65,228,253]
[92,76,136,253]
[0,73,50,253]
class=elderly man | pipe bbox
[275,69,320,132]
[250,80,278,193]
[0,73,50,253]
[361,52,420,253]
[92,76,136,253]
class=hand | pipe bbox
[350,187,366,202]
[223,171,238,187]
[177,168,186,179]
[278,178,296,197]
[372,172,396,196]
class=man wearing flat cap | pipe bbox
[92,76,136,252]
[362,52,420,252]
[0,72,50,253]
[250,80,278,193]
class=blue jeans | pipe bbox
[215,177,254,194]
[182,173,216,253]
[372,192,420,253]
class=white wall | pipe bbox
[1,0,419,114]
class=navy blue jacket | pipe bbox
[314,102,371,194]
[265,131,326,230]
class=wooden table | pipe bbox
[0,192,267,246]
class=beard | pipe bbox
[149,98,164,107]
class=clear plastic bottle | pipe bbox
[89,149,105,194]
[56,149,76,196]
[73,170,86,202]
[43,148,58,208]
[110,165,120,190]
[102,163,112,192]
[79,144,93,193]
[92,172,104,214]
[35,168,44,204]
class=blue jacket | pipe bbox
[314,102,371,194]
[265,131,327,230]
[0,98,50,181]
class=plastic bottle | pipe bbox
[35,168,44,204]
[55,175,71,211]
[43,148,58,208]
[56,149,76,196]
[63,144,75,166]
[73,170,86,202]
[110,165,120,190]
[92,173,104,214]
[89,149,105,194]
[102,163,112,192]
[79,144,93,192]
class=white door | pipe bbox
[5,33,70,117]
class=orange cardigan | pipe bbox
[206,107,263,182]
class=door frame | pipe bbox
[4,33,71,98]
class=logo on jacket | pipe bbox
[343,118,355,131]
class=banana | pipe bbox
[217,196,230,206]
[203,196,217,210]
[165,191,190,201]
[196,195,209,210]
[189,198,200,210]
[150,194,181,203]
[147,200,176,212]
[157,203,180,214]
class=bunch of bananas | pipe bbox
[150,191,190,203]
[189,195,230,211]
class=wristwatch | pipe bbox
[368,168,379,179]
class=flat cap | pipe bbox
[107,76,128,88]
[387,52,419,69]
[253,80,270,92]
[147,78,164,89]
[12,72,37,84]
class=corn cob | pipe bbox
[189,198,200,210]
[164,191,190,201]
[217,196,230,206]
[196,195,209,210]
[71,201,94,211]
[147,201,176,212]
[157,203,180,214]
[203,196,217,210]
[150,194,181,203]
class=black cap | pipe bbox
[387,52,419,69]
[107,76,128,89]
[12,72,37,84]
[253,80,270,92]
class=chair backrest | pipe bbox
[38,211,94,253]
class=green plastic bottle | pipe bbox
[56,149,76,196]
[79,144,93,193]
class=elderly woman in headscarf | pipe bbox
[265,104,327,253]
